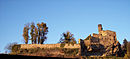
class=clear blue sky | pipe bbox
[0,0,130,53]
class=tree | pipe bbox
[5,42,17,53]
[23,22,48,44]
[124,42,130,59]
[59,31,76,45]
[127,42,130,56]
[30,22,35,44]
[23,24,29,44]
[40,22,48,44]
[123,38,128,54]
[34,27,38,44]
[37,23,41,44]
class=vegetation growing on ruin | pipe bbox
[62,48,79,56]
[10,45,79,57]
[59,31,76,47]
[5,22,130,59]
[60,43,65,48]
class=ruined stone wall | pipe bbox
[98,30,117,47]
[82,24,122,56]
[64,44,80,48]
[20,44,80,49]
[84,40,91,46]
[92,33,99,38]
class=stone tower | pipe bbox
[98,24,103,32]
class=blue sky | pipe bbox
[0,0,130,53]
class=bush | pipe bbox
[60,43,65,48]
[62,48,79,56]
[5,42,18,53]
[12,44,21,52]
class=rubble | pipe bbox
[80,24,122,57]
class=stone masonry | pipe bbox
[19,24,122,57]
[20,44,80,49]
[82,24,122,56]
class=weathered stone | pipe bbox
[18,24,122,57]
[81,24,122,57]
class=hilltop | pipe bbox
[7,24,129,59]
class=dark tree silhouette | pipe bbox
[123,38,128,54]
[127,42,130,56]
[124,42,130,58]
[59,31,76,44]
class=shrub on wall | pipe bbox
[62,48,79,56]
[60,43,65,48]
[12,44,21,52]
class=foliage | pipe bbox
[127,42,130,55]
[34,27,38,44]
[60,43,65,48]
[124,42,130,59]
[37,23,41,44]
[122,38,128,57]
[23,24,29,44]
[59,31,76,47]
[10,46,79,57]
[62,48,79,56]
[5,42,18,53]
[22,22,48,44]
[39,22,48,44]
[11,44,21,52]
[123,38,128,51]
[30,22,35,44]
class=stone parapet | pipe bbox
[20,44,80,49]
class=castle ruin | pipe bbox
[16,24,122,57]
[81,24,122,56]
